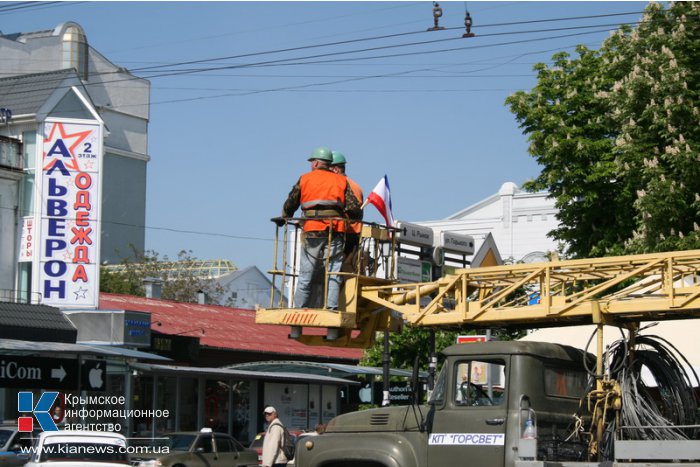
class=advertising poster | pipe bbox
[37,120,102,308]
[265,383,309,429]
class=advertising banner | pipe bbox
[37,120,102,308]
[19,217,35,261]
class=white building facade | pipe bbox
[419,182,560,264]
[0,22,150,304]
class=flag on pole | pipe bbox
[366,175,394,227]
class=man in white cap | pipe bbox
[262,406,288,467]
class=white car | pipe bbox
[0,424,37,466]
[24,430,130,466]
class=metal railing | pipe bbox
[268,217,397,310]
[0,288,42,304]
[0,136,23,170]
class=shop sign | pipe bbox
[397,257,431,283]
[0,356,78,389]
[36,119,103,308]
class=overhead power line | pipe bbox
[145,28,617,106]
[0,204,272,243]
[0,1,84,14]
[0,19,641,101]
[129,10,644,73]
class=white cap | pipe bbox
[264,406,276,414]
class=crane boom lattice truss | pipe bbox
[258,247,700,348]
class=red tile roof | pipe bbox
[99,293,362,361]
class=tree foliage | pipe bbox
[361,327,523,371]
[100,248,225,303]
[506,2,700,258]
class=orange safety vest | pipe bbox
[346,177,363,235]
[300,169,347,232]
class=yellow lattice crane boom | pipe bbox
[257,221,700,348]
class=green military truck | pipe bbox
[294,341,700,467]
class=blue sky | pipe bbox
[6,1,647,270]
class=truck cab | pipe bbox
[294,341,592,467]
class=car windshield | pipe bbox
[39,442,129,463]
[162,434,196,451]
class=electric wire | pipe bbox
[0,1,84,14]
[0,204,273,243]
[0,13,655,97]
[127,10,645,73]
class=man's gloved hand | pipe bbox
[272,217,286,227]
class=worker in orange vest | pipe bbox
[282,147,362,309]
[331,151,364,272]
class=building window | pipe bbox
[19,132,36,217]
[18,262,32,303]
[22,131,35,170]
[0,136,21,169]
[20,173,34,218]
[62,25,88,80]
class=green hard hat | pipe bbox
[308,147,333,162]
[331,151,347,166]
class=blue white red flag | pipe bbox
[366,175,394,227]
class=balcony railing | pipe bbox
[0,136,23,170]
[0,289,42,304]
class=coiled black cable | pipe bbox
[608,333,700,441]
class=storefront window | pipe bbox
[321,385,338,423]
[179,377,198,431]
[231,381,250,443]
[205,379,229,433]
[132,375,154,435]
[156,377,177,433]
[308,384,320,426]
[265,383,308,430]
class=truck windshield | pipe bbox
[428,364,446,405]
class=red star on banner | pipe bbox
[42,122,92,172]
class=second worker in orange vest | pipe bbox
[282,147,362,309]
[331,151,364,272]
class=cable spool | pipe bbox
[608,332,700,441]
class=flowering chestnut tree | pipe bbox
[507,2,700,257]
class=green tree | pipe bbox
[506,2,700,258]
[607,2,700,252]
[100,248,225,303]
[361,327,523,371]
[360,328,459,371]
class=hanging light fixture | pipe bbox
[463,11,475,38]
[427,2,445,31]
